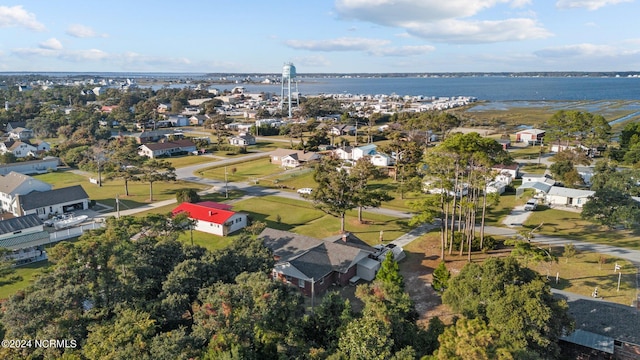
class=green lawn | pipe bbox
[34,170,208,210]
[528,249,636,306]
[176,230,237,252]
[197,157,281,182]
[231,196,410,244]
[0,261,52,299]
[524,208,640,249]
[165,155,218,168]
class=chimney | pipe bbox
[208,210,213,216]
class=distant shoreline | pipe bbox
[2,71,640,79]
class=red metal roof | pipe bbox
[172,202,235,224]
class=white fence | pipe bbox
[49,221,105,243]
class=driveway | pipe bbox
[502,205,533,227]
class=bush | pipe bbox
[432,261,450,293]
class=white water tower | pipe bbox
[280,62,299,118]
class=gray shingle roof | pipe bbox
[18,185,89,210]
[0,172,49,195]
[0,230,50,250]
[0,214,42,235]
[259,228,373,279]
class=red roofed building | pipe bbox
[172,202,247,236]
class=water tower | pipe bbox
[280,62,299,118]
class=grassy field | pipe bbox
[231,196,409,244]
[524,208,640,249]
[34,170,208,210]
[0,261,52,299]
[528,248,637,306]
[165,155,218,168]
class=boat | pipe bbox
[53,213,89,230]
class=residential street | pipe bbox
[94,150,640,307]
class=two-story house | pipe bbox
[0,172,52,216]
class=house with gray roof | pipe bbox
[0,172,52,215]
[269,149,320,168]
[546,186,595,208]
[15,185,90,219]
[259,228,379,296]
[0,214,49,264]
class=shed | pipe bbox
[356,257,380,281]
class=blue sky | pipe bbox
[1,0,639,73]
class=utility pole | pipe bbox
[116,194,120,218]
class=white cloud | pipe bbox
[284,37,433,57]
[12,46,189,68]
[335,0,517,24]
[39,38,63,50]
[556,0,632,10]
[534,43,633,57]
[334,0,551,43]
[66,24,108,38]
[285,37,390,51]
[0,5,45,31]
[369,45,435,56]
[407,18,552,43]
[292,55,332,67]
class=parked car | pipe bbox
[524,199,538,211]
[297,188,313,195]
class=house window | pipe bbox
[299,279,305,288]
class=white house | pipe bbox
[0,141,38,158]
[0,172,52,215]
[138,139,197,158]
[270,149,321,168]
[16,185,90,219]
[352,144,378,161]
[8,127,33,141]
[32,140,51,153]
[172,202,247,236]
[228,133,256,146]
[486,181,507,195]
[370,153,393,167]
[521,173,556,186]
[167,115,189,127]
[545,186,595,208]
[333,147,353,160]
[515,129,545,144]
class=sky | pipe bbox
[1,0,639,73]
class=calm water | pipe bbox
[5,72,640,101]
[243,76,640,101]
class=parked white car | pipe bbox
[297,188,313,195]
[524,199,538,211]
